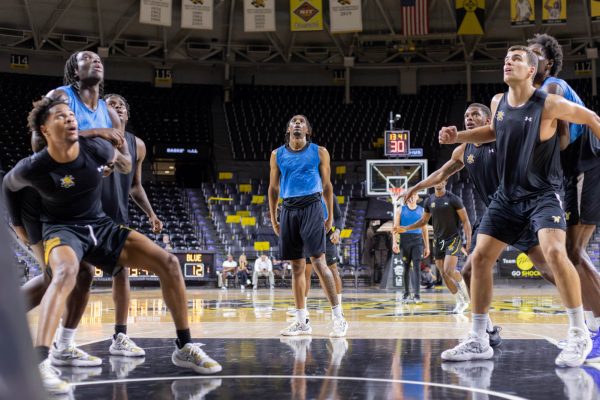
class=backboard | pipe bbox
[366,159,428,197]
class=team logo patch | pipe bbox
[565,211,571,221]
[467,154,475,164]
[60,175,75,188]
[552,215,561,223]
[251,0,265,7]
[431,202,436,208]
[496,111,504,122]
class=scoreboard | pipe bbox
[384,130,410,157]
[94,251,216,282]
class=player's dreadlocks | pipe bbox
[63,51,105,95]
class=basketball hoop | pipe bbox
[387,187,405,207]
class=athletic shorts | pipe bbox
[472,216,539,253]
[478,191,566,246]
[279,199,326,260]
[433,234,462,260]
[21,188,43,245]
[564,163,600,226]
[306,234,339,266]
[42,216,132,275]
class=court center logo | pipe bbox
[60,175,75,188]
[294,1,319,22]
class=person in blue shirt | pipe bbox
[392,193,429,304]
[269,115,348,338]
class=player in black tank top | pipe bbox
[530,34,600,340]
[438,46,600,366]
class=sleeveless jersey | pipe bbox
[101,132,137,224]
[463,142,500,207]
[276,143,322,199]
[494,90,562,201]
[400,205,424,235]
[541,77,585,144]
[56,85,113,130]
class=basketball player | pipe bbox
[439,45,600,366]
[303,194,344,317]
[395,180,471,314]
[515,0,532,22]
[3,96,221,394]
[392,192,430,304]
[268,115,348,337]
[528,34,600,360]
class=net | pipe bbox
[387,187,405,207]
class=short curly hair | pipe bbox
[527,34,563,77]
[27,95,69,138]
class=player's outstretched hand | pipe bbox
[393,226,407,234]
[150,214,163,233]
[439,126,458,144]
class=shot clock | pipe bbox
[384,130,410,157]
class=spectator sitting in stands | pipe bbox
[253,254,274,290]
[161,234,173,251]
[217,254,237,290]
[421,261,435,289]
[237,254,251,290]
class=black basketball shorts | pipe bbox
[433,234,462,260]
[279,200,326,261]
[564,163,600,226]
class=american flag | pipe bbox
[401,0,428,36]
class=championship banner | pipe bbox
[542,0,566,24]
[181,0,213,30]
[140,0,172,27]
[456,0,485,35]
[591,0,600,21]
[330,0,363,33]
[511,0,534,26]
[244,0,276,32]
[290,0,323,31]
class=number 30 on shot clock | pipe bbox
[384,130,410,157]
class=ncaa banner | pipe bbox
[591,0,600,21]
[290,0,323,31]
[456,0,484,35]
[181,0,213,30]
[511,0,534,27]
[542,0,566,25]
[244,0,276,32]
[330,0,363,33]
[140,0,172,27]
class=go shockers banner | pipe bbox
[456,0,485,35]
[542,0,566,25]
[244,0,276,32]
[290,0,323,31]
[511,0,535,27]
[181,0,213,30]
[330,0,363,33]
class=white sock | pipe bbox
[304,297,308,312]
[585,311,598,332]
[487,316,494,332]
[567,306,587,332]
[332,304,343,319]
[297,308,307,324]
[454,292,462,304]
[458,279,470,301]
[56,324,76,350]
[472,313,488,338]
[337,293,342,305]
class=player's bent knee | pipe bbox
[543,245,568,265]
[50,262,79,288]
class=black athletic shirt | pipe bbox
[423,192,464,240]
[494,90,562,201]
[101,131,137,224]
[2,136,114,225]
[463,142,500,207]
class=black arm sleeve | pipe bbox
[333,196,343,229]
[2,159,33,226]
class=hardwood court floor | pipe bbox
[27,286,598,399]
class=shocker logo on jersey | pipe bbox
[252,0,265,7]
[467,154,475,164]
[60,175,75,188]
[496,111,505,122]
[431,202,436,208]
[552,215,561,223]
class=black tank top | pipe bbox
[494,90,562,201]
[463,142,499,207]
[101,132,137,224]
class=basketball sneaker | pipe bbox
[413,295,423,304]
[110,333,145,357]
[556,367,596,399]
[441,332,493,361]
[442,360,494,389]
[280,320,312,336]
[556,327,593,368]
[57,366,102,383]
[171,379,222,400]
[402,293,412,304]
[330,316,348,338]
[487,326,503,348]
[171,342,222,374]
[328,338,349,366]
[110,355,146,378]
[452,297,469,314]
[39,358,71,394]
[586,332,600,363]
[50,343,102,367]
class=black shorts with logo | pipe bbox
[478,191,566,246]
[306,234,339,266]
[433,234,462,260]
[42,215,132,275]
[564,163,600,226]
[472,216,540,253]
[280,195,326,261]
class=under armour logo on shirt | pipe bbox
[524,116,532,122]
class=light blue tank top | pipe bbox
[56,85,112,131]
[276,142,323,199]
[400,205,424,235]
[541,77,585,143]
